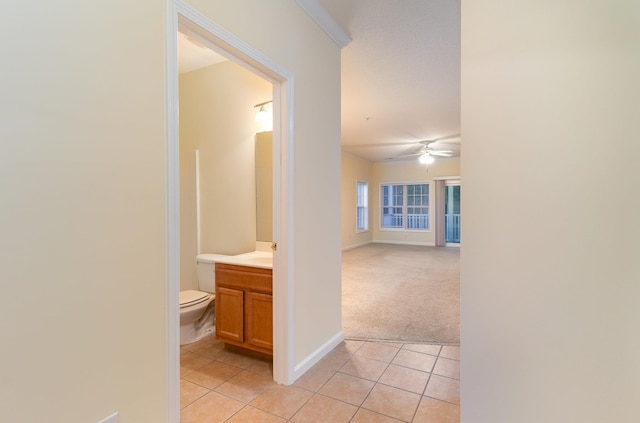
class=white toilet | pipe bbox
[179,253,231,345]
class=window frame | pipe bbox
[380,182,431,232]
[356,181,369,233]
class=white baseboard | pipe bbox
[342,241,373,251]
[293,331,344,380]
[373,240,436,247]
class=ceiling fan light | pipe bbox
[419,153,435,164]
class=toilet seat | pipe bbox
[180,290,211,309]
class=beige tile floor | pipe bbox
[180,335,460,422]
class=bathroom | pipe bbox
[178,37,274,345]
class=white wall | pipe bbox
[0,0,341,421]
[461,1,640,422]
[0,1,167,422]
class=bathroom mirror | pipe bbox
[255,131,273,241]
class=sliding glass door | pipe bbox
[445,182,460,244]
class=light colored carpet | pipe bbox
[342,243,460,344]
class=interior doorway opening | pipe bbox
[445,180,461,246]
[166,1,296,418]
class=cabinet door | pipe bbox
[215,287,244,343]
[245,291,273,353]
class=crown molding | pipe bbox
[295,0,351,48]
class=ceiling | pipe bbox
[178,31,227,74]
[318,0,461,162]
[178,0,461,163]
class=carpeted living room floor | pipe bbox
[342,243,460,345]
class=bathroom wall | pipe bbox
[179,61,272,290]
[179,151,199,291]
[372,158,460,245]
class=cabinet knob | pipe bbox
[271,242,277,251]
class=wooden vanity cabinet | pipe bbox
[215,263,273,356]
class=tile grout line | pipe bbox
[422,344,442,396]
[289,340,367,423]
[415,345,461,418]
[346,341,407,422]
[405,345,443,423]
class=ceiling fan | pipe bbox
[342,134,461,163]
[377,135,459,164]
[392,139,456,164]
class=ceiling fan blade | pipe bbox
[390,152,422,159]
[344,134,461,150]
[432,138,461,144]
[430,150,454,157]
[421,135,461,145]
[346,141,421,149]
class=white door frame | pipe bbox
[165,1,295,420]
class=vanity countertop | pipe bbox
[214,251,273,269]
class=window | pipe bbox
[381,183,429,230]
[356,181,368,231]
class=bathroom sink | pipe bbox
[239,256,272,266]
[225,251,273,268]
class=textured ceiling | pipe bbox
[318,0,461,162]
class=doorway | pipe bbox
[434,177,461,247]
[445,180,461,245]
[167,1,296,418]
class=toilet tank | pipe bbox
[196,254,231,293]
